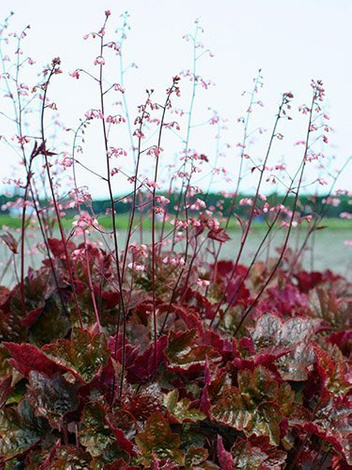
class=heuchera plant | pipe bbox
[0,10,351,470]
[0,241,350,468]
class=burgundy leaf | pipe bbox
[216,435,235,469]
[208,228,231,243]
[3,342,66,378]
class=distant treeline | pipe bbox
[1,192,350,219]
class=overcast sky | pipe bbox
[1,0,351,197]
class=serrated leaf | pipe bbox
[135,411,184,465]
[125,383,164,421]
[250,313,324,380]
[79,401,133,461]
[230,439,272,470]
[25,371,80,428]
[294,394,351,465]
[185,445,208,469]
[43,328,110,383]
[165,329,220,372]
[4,342,66,378]
[164,389,206,423]
[0,399,50,460]
[211,366,292,445]
[24,438,61,469]
[314,344,351,397]
[50,445,93,469]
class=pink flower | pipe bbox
[196,279,210,287]
[146,179,160,189]
[69,70,80,79]
[94,56,105,66]
[239,198,253,206]
[133,129,145,138]
[110,167,119,176]
[340,212,352,219]
[128,262,145,271]
[16,135,30,145]
[85,109,104,120]
[72,212,97,230]
[113,83,125,93]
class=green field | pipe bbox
[0,213,351,231]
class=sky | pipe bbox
[1,0,351,198]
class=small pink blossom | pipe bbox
[155,195,170,204]
[108,147,127,158]
[113,83,125,93]
[239,198,253,206]
[61,156,73,168]
[128,262,145,271]
[85,109,104,120]
[94,56,105,66]
[146,179,160,189]
[69,70,80,79]
[340,212,352,219]
[106,114,125,124]
[72,212,97,230]
[133,129,145,139]
[16,135,30,145]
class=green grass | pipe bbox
[1,213,351,231]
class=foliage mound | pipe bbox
[0,239,350,469]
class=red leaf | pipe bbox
[294,270,323,293]
[48,237,76,258]
[126,335,168,383]
[125,383,164,421]
[327,330,352,357]
[102,290,120,308]
[216,435,235,470]
[208,228,231,243]
[0,286,10,307]
[20,306,43,328]
[3,342,66,377]
[109,427,135,456]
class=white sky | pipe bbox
[1,0,351,198]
